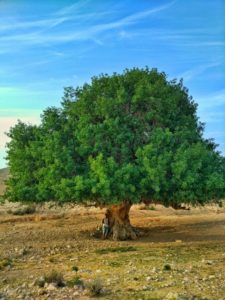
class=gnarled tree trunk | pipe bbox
[107,200,137,240]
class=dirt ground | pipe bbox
[0,201,225,300]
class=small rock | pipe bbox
[0,293,7,300]
[19,248,28,256]
[28,282,35,288]
[38,290,47,296]
[70,257,78,261]
[146,276,151,282]
[164,292,179,300]
[5,265,12,271]
[35,276,45,288]
[46,283,57,291]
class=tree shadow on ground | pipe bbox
[134,219,225,243]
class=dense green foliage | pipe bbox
[5,68,225,205]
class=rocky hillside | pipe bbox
[0,168,9,195]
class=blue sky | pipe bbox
[0,0,224,168]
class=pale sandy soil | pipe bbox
[0,200,225,300]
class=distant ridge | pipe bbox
[0,167,9,195]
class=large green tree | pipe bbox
[5,68,225,239]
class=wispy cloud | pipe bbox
[0,0,176,53]
[92,0,176,32]
[178,62,222,82]
[118,0,176,23]
[197,89,225,109]
[55,0,91,17]
[0,17,68,32]
[198,111,225,123]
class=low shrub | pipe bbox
[67,276,83,287]
[86,278,104,297]
[8,205,36,215]
[44,270,65,287]
[72,265,79,272]
[0,258,12,270]
[163,264,172,271]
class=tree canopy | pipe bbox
[5,68,225,206]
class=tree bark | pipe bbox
[106,200,137,240]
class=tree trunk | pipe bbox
[106,200,137,240]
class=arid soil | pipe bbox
[0,200,225,300]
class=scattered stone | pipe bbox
[183,277,189,283]
[35,276,45,288]
[38,289,47,296]
[2,278,7,284]
[69,257,78,261]
[164,291,179,299]
[5,265,12,271]
[19,248,28,256]
[46,283,57,291]
[79,269,92,274]
[0,293,7,300]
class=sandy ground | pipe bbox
[0,201,225,300]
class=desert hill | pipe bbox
[0,167,9,195]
